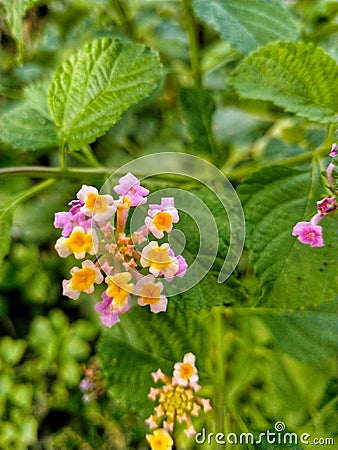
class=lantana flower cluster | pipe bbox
[54,173,187,327]
[292,144,338,247]
[146,353,211,450]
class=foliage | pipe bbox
[0,0,337,449]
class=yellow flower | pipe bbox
[146,429,173,450]
[105,272,134,305]
[55,226,98,259]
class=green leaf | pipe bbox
[229,41,338,123]
[262,306,338,364]
[170,188,248,311]
[0,336,26,365]
[238,165,338,309]
[193,0,299,55]
[98,306,207,416]
[0,82,59,151]
[178,87,219,162]
[48,37,162,150]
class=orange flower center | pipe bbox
[86,193,108,213]
[71,267,96,291]
[153,212,172,230]
[66,230,93,253]
[180,363,194,379]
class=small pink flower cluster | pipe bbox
[146,353,211,449]
[54,173,187,327]
[79,360,105,403]
[292,144,338,247]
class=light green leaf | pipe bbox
[0,103,59,151]
[0,82,59,151]
[48,37,162,150]
[229,41,338,123]
[262,305,337,364]
[193,0,299,55]
[238,165,337,308]
[178,87,221,163]
[98,306,207,415]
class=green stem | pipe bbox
[0,166,110,179]
[213,306,226,450]
[182,0,202,86]
[59,140,67,172]
[11,178,56,207]
[227,142,333,181]
[81,145,103,168]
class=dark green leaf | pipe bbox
[262,305,338,363]
[48,37,162,150]
[98,306,207,416]
[230,42,338,123]
[178,87,221,163]
[238,165,338,308]
[193,0,299,55]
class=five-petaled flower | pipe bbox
[135,276,168,313]
[114,172,149,206]
[62,260,104,300]
[146,428,173,450]
[55,226,98,259]
[292,221,324,247]
[140,242,179,278]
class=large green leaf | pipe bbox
[238,165,337,308]
[178,87,220,163]
[229,42,338,123]
[170,188,248,311]
[98,306,208,415]
[262,305,337,364]
[0,82,59,151]
[48,37,162,150]
[193,0,299,55]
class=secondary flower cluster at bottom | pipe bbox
[292,144,338,247]
[146,353,211,450]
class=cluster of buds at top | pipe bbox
[146,353,211,450]
[54,173,187,327]
[292,144,338,247]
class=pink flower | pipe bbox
[94,292,130,327]
[327,163,336,186]
[173,353,199,388]
[77,185,116,222]
[317,196,337,216]
[329,143,338,157]
[292,221,324,247]
[145,198,179,238]
[54,211,92,237]
[135,276,168,313]
[114,172,149,206]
